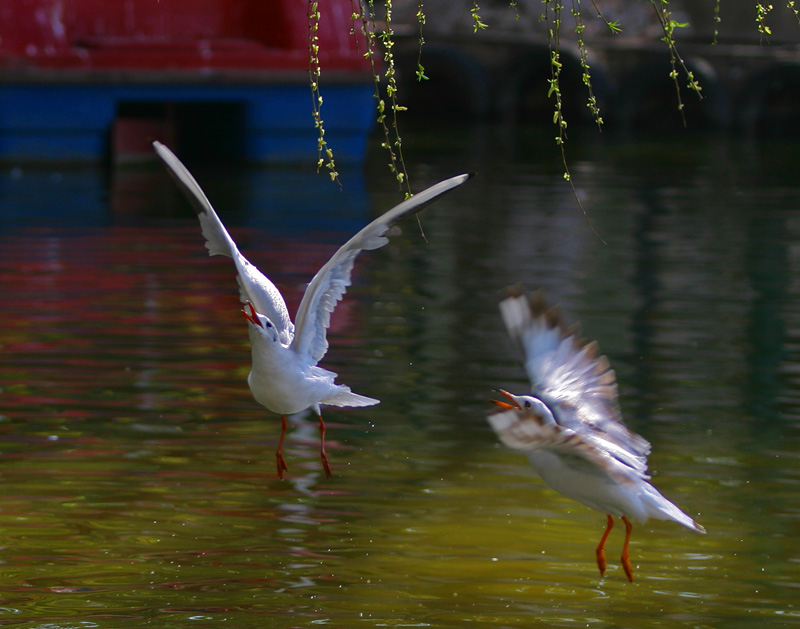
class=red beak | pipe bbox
[242,301,263,328]
[490,389,521,410]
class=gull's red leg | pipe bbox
[621,516,634,582]
[595,514,614,576]
[318,414,332,478]
[276,414,289,478]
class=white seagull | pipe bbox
[153,141,471,478]
[487,287,705,581]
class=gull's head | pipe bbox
[490,389,557,426]
[242,301,279,344]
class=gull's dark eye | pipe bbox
[265,321,272,328]
[524,401,532,409]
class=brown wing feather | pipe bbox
[487,407,641,487]
[499,288,651,468]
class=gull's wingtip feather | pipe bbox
[695,522,707,534]
[502,283,526,300]
[152,139,170,160]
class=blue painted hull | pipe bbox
[0,81,375,163]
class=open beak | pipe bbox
[490,389,521,410]
[242,301,263,328]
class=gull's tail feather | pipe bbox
[321,389,380,408]
[642,483,706,534]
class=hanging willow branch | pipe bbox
[649,0,703,127]
[415,1,428,81]
[789,0,800,24]
[352,0,412,197]
[308,1,340,187]
[308,1,798,195]
[542,0,604,243]
[756,2,773,36]
[471,1,488,32]
[572,0,603,129]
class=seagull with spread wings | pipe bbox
[488,287,705,581]
[154,141,470,478]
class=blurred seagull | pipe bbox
[153,141,471,478]
[488,287,705,581]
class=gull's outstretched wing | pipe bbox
[291,173,472,364]
[498,287,650,471]
[487,406,647,487]
[153,141,294,345]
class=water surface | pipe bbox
[1,127,800,627]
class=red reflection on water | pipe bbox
[0,224,369,428]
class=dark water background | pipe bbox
[1,125,800,627]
